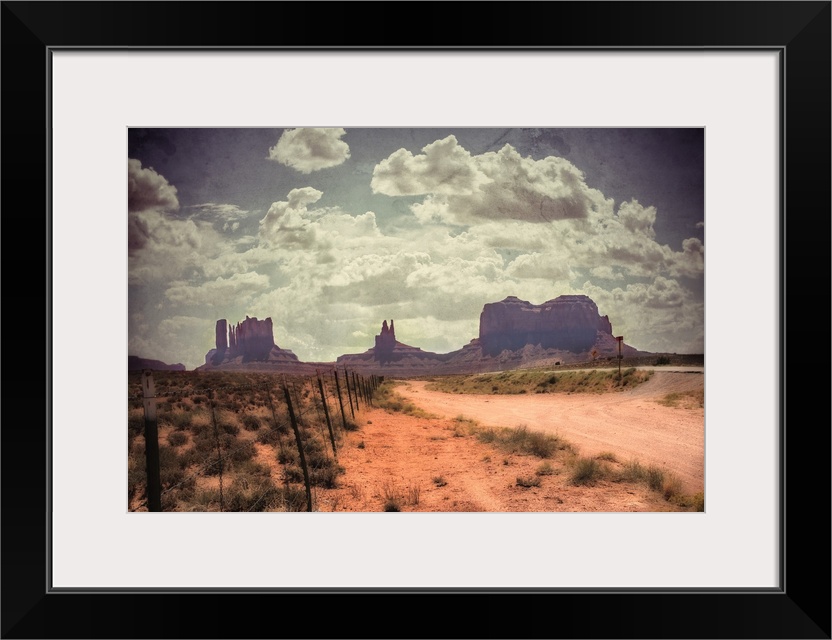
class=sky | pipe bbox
[128,128,704,370]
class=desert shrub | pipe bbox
[277,446,298,465]
[229,440,256,463]
[535,462,555,476]
[570,457,604,486]
[375,383,435,418]
[168,411,193,431]
[226,475,280,512]
[189,421,212,437]
[219,420,240,436]
[618,460,647,483]
[283,465,305,484]
[432,475,447,487]
[662,475,683,500]
[516,475,541,488]
[193,430,221,454]
[128,413,144,438]
[406,484,421,505]
[654,355,671,365]
[167,431,188,447]
[241,415,261,431]
[128,454,145,502]
[279,485,309,512]
[646,466,665,492]
[158,445,184,488]
[357,441,365,449]
[176,447,203,470]
[311,464,344,489]
[257,426,284,446]
[671,491,705,512]
[596,451,618,462]
[237,459,270,478]
[476,428,497,444]
[381,482,402,512]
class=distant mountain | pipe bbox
[196,294,651,376]
[128,355,186,371]
[197,315,305,372]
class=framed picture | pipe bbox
[4,2,829,638]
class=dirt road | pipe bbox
[395,371,704,494]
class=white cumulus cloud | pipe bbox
[268,128,350,173]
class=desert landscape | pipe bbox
[128,355,704,513]
[128,127,705,514]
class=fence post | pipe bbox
[140,370,162,512]
[317,371,337,458]
[264,384,290,494]
[363,376,371,406]
[333,369,349,430]
[283,380,313,512]
[350,371,361,411]
[343,367,356,417]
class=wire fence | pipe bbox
[128,368,382,513]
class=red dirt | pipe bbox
[316,370,704,512]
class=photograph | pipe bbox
[128,127,705,513]
[3,0,826,635]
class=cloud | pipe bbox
[129,315,214,370]
[589,265,625,281]
[128,158,179,214]
[373,139,611,225]
[580,278,703,354]
[187,203,254,232]
[164,272,270,307]
[505,252,574,281]
[128,159,182,254]
[371,135,490,196]
[372,139,705,282]
[696,221,705,229]
[616,199,656,238]
[268,128,350,173]
[259,187,325,249]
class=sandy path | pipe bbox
[395,371,704,494]
[317,406,679,512]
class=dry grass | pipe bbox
[657,390,704,409]
[425,368,653,396]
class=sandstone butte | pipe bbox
[187,294,650,376]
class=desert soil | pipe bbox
[313,369,704,512]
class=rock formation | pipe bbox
[478,295,613,356]
[199,296,655,375]
[202,315,300,368]
[374,319,396,359]
[338,319,446,368]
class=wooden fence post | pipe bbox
[140,370,162,512]
[344,367,356,417]
[283,380,313,512]
[333,369,349,430]
[317,371,337,458]
[351,371,361,411]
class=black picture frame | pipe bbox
[2,2,829,638]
